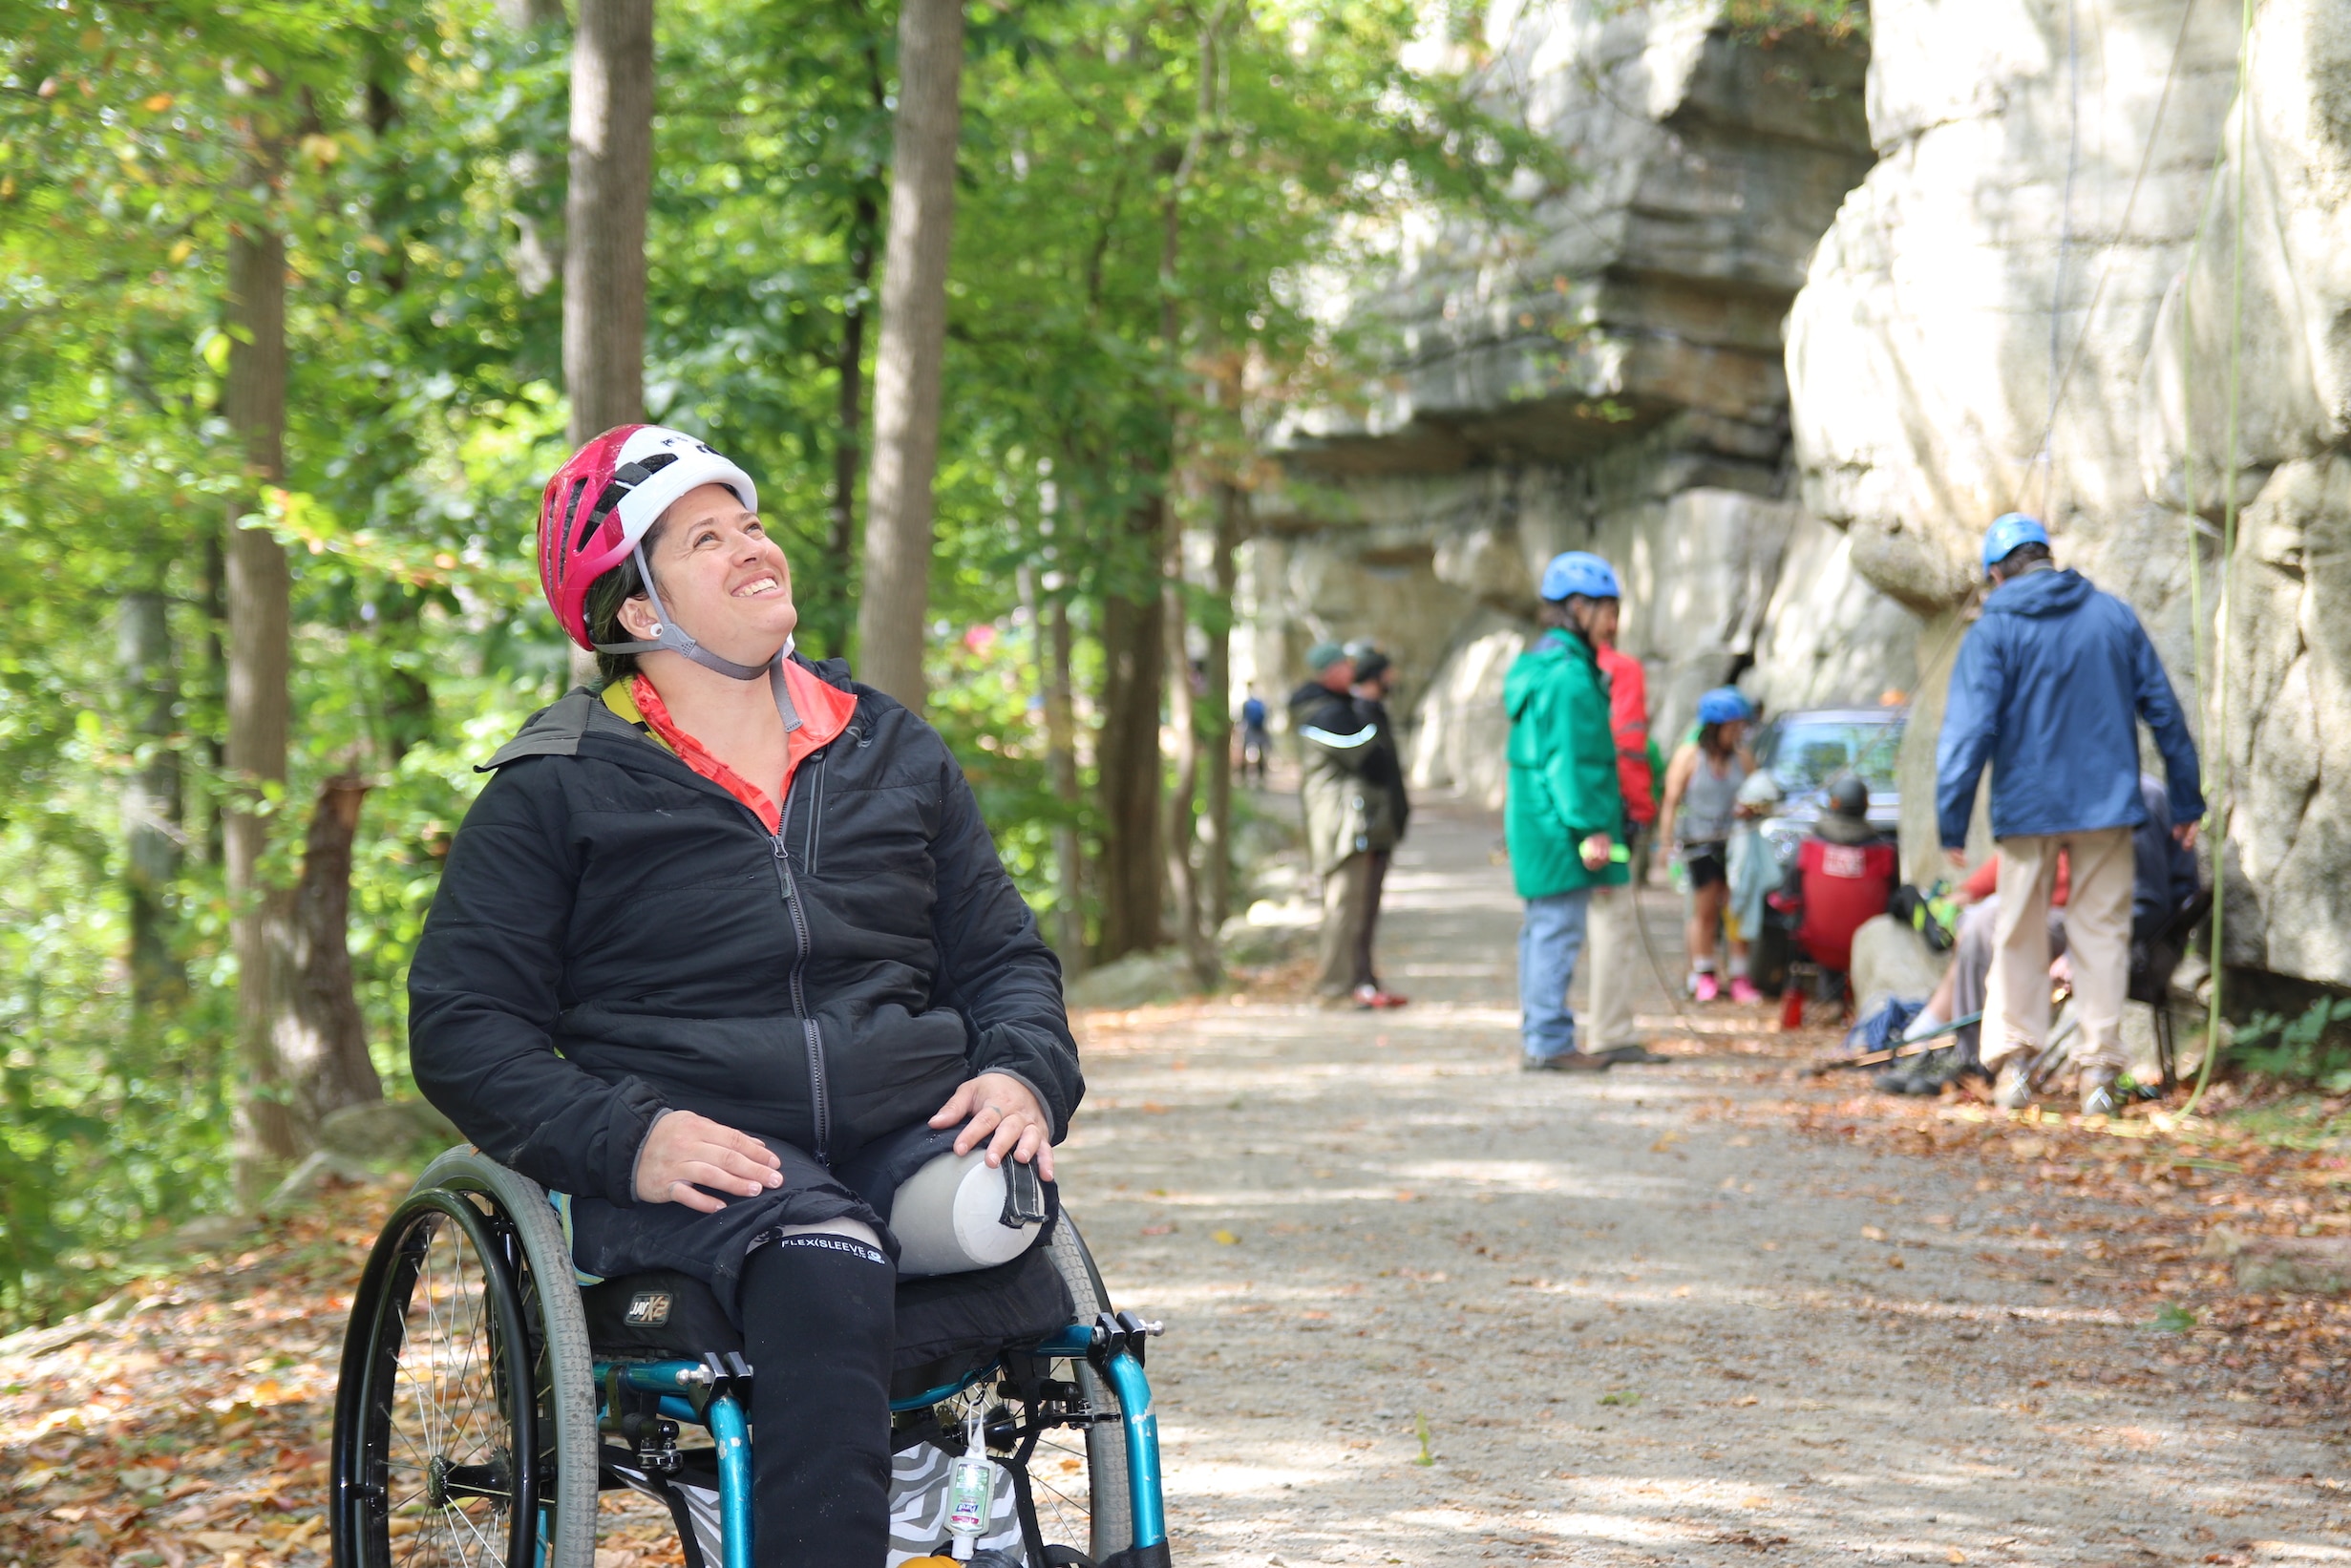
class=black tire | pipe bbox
[1042,1216,1133,1563]
[330,1186,538,1566]
[330,1150,599,1568]
[413,1150,601,1568]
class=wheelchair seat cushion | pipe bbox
[582,1218,1075,1402]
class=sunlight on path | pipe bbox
[1069,795,2341,1566]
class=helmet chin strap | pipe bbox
[590,544,801,733]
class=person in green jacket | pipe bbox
[1505,552,1632,1071]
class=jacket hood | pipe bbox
[1288,678,1347,717]
[1503,628,1593,719]
[1982,566,2091,620]
[480,657,864,773]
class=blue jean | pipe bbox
[1519,888,1594,1060]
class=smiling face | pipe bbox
[617,483,797,665]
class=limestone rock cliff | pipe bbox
[1787,0,2351,986]
[1245,0,1915,806]
[2137,0,2351,984]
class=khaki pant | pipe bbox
[1982,826,2133,1071]
[1317,853,1374,997]
[1583,881,1641,1049]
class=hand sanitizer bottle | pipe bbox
[944,1411,992,1561]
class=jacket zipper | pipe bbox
[771,760,831,1164]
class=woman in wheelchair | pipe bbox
[406,426,1083,1566]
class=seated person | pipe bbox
[1791,773,1900,979]
[1885,773,2195,1094]
[407,426,1081,1568]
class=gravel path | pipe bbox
[1063,797,2343,1566]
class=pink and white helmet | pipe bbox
[537,424,759,652]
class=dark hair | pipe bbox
[1994,540,2052,574]
[1538,594,1597,631]
[1699,719,1739,757]
[582,516,669,686]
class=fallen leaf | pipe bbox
[1948,1551,1966,1564]
[1672,1284,1692,1297]
[1140,1223,1175,1236]
[1889,1254,1907,1269]
[1860,1225,1887,1241]
[1212,1229,1239,1245]
[190,1532,264,1552]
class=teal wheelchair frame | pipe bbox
[328,1148,1169,1568]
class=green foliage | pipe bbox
[2229,995,2351,1093]
[1723,1,1870,42]
[0,0,1554,1328]
[2150,1303,2198,1333]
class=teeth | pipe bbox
[732,577,779,597]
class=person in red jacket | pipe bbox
[1585,608,1665,1061]
[1793,775,1900,983]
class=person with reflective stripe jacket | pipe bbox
[1290,641,1404,1006]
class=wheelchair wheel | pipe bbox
[332,1150,599,1568]
[1037,1216,1133,1563]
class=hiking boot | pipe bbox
[1877,1050,1946,1095]
[2079,1067,2122,1117]
[1598,1044,1670,1065]
[1691,972,1721,1003]
[1992,1059,2034,1111]
[1522,1051,1612,1072]
[1728,977,1762,1005]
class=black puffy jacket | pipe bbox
[407,659,1081,1206]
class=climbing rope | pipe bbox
[2178,0,2258,1120]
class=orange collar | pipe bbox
[609,665,858,835]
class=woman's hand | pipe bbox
[633,1110,785,1213]
[930,1072,1055,1180]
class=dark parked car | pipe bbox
[1752,706,1906,872]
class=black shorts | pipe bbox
[1683,842,1728,890]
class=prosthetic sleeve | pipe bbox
[740,1229,896,1566]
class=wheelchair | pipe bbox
[328,1147,1170,1568]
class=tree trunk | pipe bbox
[1020,565,1088,975]
[1046,593,1089,975]
[856,0,966,710]
[223,171,300,1181]
[1161,554,1213,985]
[499,0,568,298]
[118,587,184,1023]
[818,186,879,660]
[563,0,655,687]
[196,527,225,867]
[1095,498,1165,963]
[1201,476,1242,930]
[285,777,384,1124]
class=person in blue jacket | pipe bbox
[1935,513,2204,1114]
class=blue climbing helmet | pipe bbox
[1980,512,2050,575]
[1697,687,1750,726]
[1538,550,1620,603]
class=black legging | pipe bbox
[740,1231,897,1565]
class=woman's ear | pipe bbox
[617,592,660,640]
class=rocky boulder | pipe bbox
[1788,0,2351,987]
[1242,3,1913,795]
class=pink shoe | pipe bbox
[1729,977,1762,1005]
[1691,972,1721,1003]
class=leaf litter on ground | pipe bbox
[0,1172,686,1568]
[1692,1021,2351,1421]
